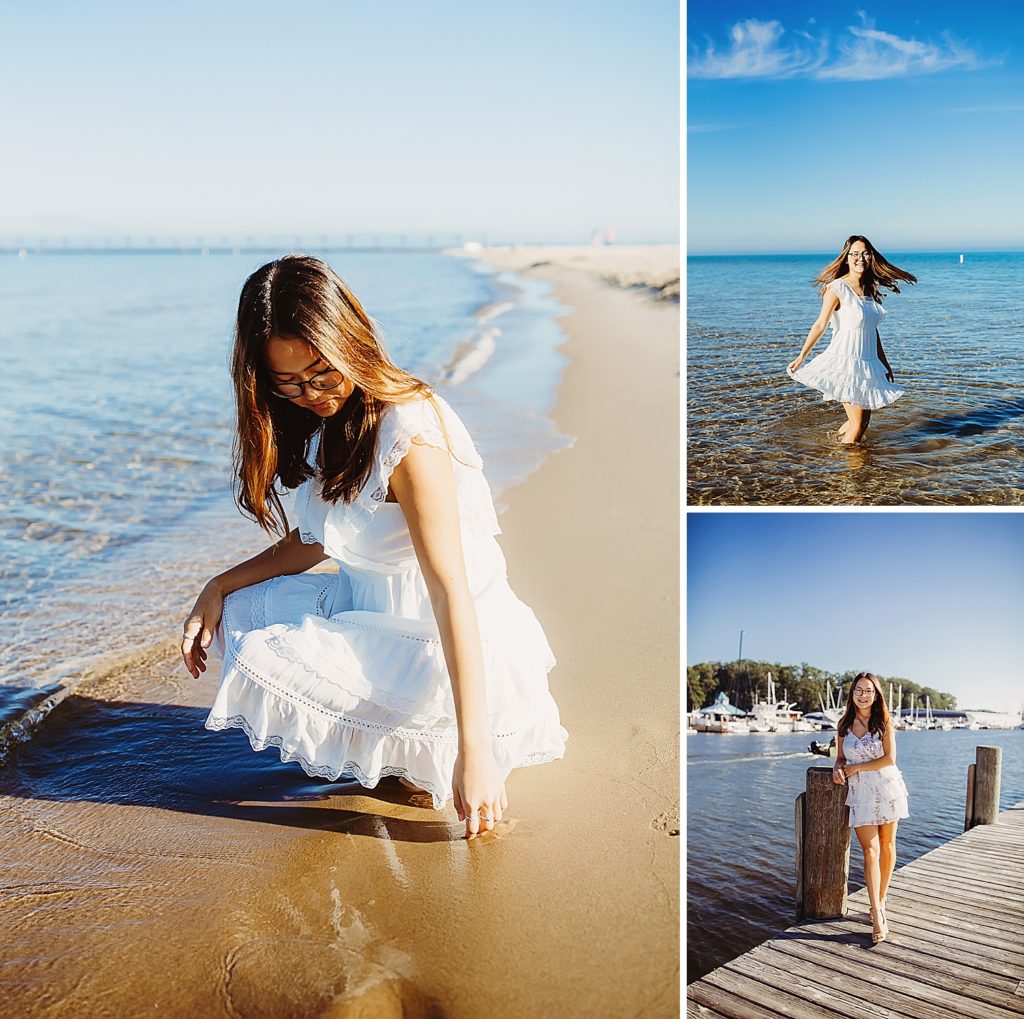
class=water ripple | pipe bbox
[688,253,1024,504]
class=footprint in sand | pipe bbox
[651,810,680,837]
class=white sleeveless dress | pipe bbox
[842,731,909,828]
[788,278,904,410]
[206,394,568,808]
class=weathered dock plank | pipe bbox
[688,800,1024,1018]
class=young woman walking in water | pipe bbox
[833,672,909,943]
[180,255,567,837]
[787,235,917,444]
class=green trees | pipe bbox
[685,660,957,713]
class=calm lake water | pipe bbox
[687,252,1024,505]
[0,250,569,740]
[686,728,1024,982]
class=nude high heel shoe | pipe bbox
[872,905,888,944]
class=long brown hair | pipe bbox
[837,672,891,740]
[231,255,432,537]
[814,235,917,302]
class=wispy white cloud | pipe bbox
[689,19,827,79]
[689,13,996,81]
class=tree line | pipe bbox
[686,660,957,715]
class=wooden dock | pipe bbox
[688,800,1024,1018]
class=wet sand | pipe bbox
[0,247,680,1017]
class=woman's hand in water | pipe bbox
[452,744,507,838]
[787,356,804,374]
[181,580,224,679]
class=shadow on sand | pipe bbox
[0,687,470,844]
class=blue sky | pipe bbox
[687,3,1024,253]
[687,513,1024,714]
[0,1,678,244]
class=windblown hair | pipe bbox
[231,255,432,537]
[814,235,917,301]
[837,672,891,740]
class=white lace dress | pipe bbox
[788,278,904,410]
[842,731,909,828]
[206,394,568,808]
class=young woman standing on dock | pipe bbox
[787,235,917,445]
[833,672,910,943]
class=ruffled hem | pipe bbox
[205,667,568,810]
[788,361,904,410]
[846,767,910,827]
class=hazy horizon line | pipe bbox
[689,247,1024,257]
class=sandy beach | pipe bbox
[0,245,680,1017]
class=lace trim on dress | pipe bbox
[251,581,272,630]
[204,710,565,810]
[297,480,318,544]
[260,630,443,715]
[224,643,541,743]
[314,579,333,617]
[369,399,449,504]
[319,396,494,562]
[204,711,452,804]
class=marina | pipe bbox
[686,728,1024,982]
[689,674,1023,736]
[688,794,1024,1017]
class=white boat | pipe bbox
[695,693,751,733]
[749,674,817,732]
[964,709,1023,730]
[802,711,836,730]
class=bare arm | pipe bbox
[788,288,840,373]
[211,527,329,597]
[388,439,506,836]
[876,329,895,381]
[182,528,329,677]
[846,727,897,775]
[833,730,847,784]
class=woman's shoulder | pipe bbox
[379,393,483,468]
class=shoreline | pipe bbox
[0,245,680,1016]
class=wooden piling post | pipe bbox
[796,766,850,920]
[968,745,1002,828]
[794,792,805,917]
[964,762,975,832]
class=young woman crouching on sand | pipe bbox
[787,235,917,445]
[180,255,567,838]
[833,672,909,943]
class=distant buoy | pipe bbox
[960,254,964,264]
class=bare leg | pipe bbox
[841,404,872,444]
[837,405,855,441]
[855,824,884,939]
[878,820,898,911]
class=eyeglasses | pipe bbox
[848,252,872,262]
[269,367,345,399]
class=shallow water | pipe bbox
[686,728,1024,982]
[0,251,569,734]
[687,252,1024,505]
